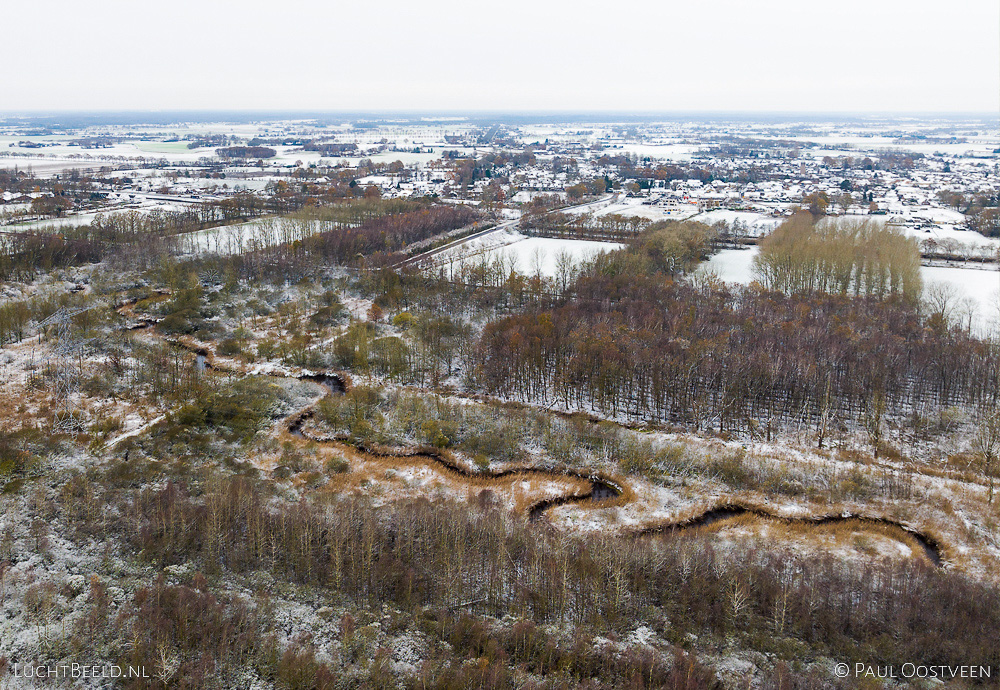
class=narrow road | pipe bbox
[394,217,519,269]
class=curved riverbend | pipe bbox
[287,373,943,567]
[627,505,942,566]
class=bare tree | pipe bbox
[554,249,576,294]
[975,408,1000,503]
[863,389,886,460]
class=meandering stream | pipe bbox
[117,299,946,568]
[286,370,944,567]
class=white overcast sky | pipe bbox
[4,0,998,113]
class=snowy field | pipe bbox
[4,200,196,232]
[700,247,758,285]
[700,247,1000,336]
[0,142,438,174]
[175,217,325,255]
[691,209,781,236]
[0,156,115,175]
[561,196,701,222]
[431,231,623,279]
[922,264,1000,335]
[901,222,1000,258]
[595,198,701,222]
[759,132,1000,158]
[616,142,701,162]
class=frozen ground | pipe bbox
[901,221,1000,259]
[557,196,700,222]
[0,156,113,175]
[691,209,781,236]
[431,230,623,278]
[700,247,758,284]
[616,142,701,162]
[174,217,324,255]
[597,198,702,222]
[4,201,193,231]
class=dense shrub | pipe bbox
[165,377,279,443]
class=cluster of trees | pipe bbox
[820,153,923,171]
[0,299,33,345]
[90,208,204,238]
[299,203,479,265]
[587,154,719,186]
[0,168,98,197]
[0,231,110,282]
[301,142,358,155]
[933,190,999,238]
[754,215,922,304]
[440,150,538,196]
[214,146,276,159]
[185,133,240,149]
[968,207,1000,237]
[565,178,610,199]
[39,469,732,689]
[0,195,480,286]
[0,170,107,220]
[192,190,269,223]
[623,221,716,276]
[0,289,94,346]
[0,205,257,281]
[183,200,477,279]
[331,314,469,387]
[29,194,74,217]
[469,265,998,433]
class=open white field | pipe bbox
[431,231,623,279]
[174,217,324,255]
[594,197,701,222]
[3,199,195,232]
[691,209,782,235]
[923,264,1000,335]
[616,142,701,162]
[0,155,116,175]
[901,221,1000,255]
[560,196,700,222]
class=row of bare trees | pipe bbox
[469,272,999,433]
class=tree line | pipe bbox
[468,255,998,435]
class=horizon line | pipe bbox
[2,108,998,116]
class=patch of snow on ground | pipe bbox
[434,233,623,279]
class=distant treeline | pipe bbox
[521,211,653,242]
[215,146,276,160]
[302,142,359,156]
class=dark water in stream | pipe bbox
[286,372,943,567]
